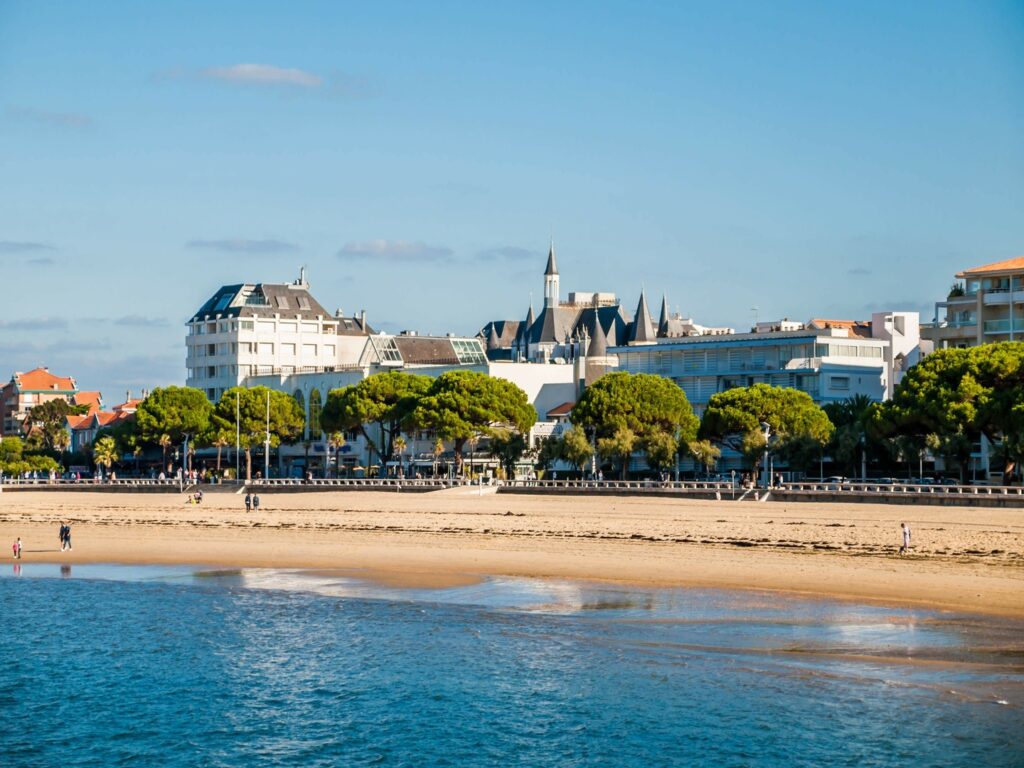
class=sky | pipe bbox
[1,0,1022,401]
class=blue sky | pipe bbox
[1,0,1022,400]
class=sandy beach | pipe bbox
[1,488,1022,617]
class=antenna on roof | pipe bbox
[298,265,308,286]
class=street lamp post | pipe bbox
[760,421,772,489]
[264,389,271,481]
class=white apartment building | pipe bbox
[185,272,371,402]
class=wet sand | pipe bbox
[1,489,1022,617]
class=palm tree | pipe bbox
[213,434,229,472]
[393,435,408,477]
[159,433,172,472]
[93,436,118,479]
[688,439,721,476]
[53,428,71,455]
[433,438,444,478]
[328,432,346,478]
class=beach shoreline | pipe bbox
[2,490,1022,618]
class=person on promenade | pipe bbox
[899,522,912,555]
[252,494,260,512]
[245,493,252,513]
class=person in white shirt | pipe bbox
[899,522,911,555]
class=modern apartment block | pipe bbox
[925,256,1024,349]
[612,312,923,417]
[185,271,372,402]
[1,367,79,437]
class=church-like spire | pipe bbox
[544,240,558,276]
[630,289,655,343]
[525,301,535,328]
[588,316,608,357]
[658,294,670,338]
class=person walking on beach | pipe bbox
[12,539,18,559]
[59,522,67,551]
[62,522,72,552]
[245,493,252,513]
[252,494,260,512]
[899,522,911,555]
[15,538,22,559]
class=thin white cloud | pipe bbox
[200,64,322,88]
[338,240,454,262]
[0,240,56,253]
[0,317,68,331]
[115,315,169,328]
[476,246,541,262]
[5,107,92,129]
[186,238,299,254]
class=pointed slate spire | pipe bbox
[588,316,608,357]
[630,289,656,343]
[487,323,500,351]
[544,240,558,276]
[525,301,535,329]
[658,294,670,338]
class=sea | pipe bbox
[1,564,1021,767]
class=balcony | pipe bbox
[983,319,1024,334]
[982,291,1024,306]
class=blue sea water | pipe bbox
[1,565,1022,767]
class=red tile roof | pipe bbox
[546,401,575,418]
[957,256,1024,277]
[113,399,141,412]
[73,391,102,415]
[12,367,76,392]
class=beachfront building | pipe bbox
[0,367,80,437]
[185,269,373,402]
[924,256,1024,349]
[613,313,923,416]
[479,244,732,371]
[67,397,140,453]
[242,334,577,477]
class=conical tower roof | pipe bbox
[630,290,656,343]
[544,242,558,276]
[525,301,535,328]
[588,315,608,357]
[658,294,670,337]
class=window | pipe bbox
[324,344,336,357]
[301,321,318,332]
[282,343,296,356]
[831,376,850,390]
[207,366,216,378]
[276,295,290,309]
[207,388,216,400]
[280,322,298,333]
[302,344,317,356]
[240,321,254,331]
[230,342,237,354]
[207,344,216,356]
[218,322,228,333]
[258,342,274,355]
[257,321,275,333]
[213,294,232,311]
[452,339,487,365]
[298,297,311,310]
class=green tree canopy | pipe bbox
[212,387,305,480]
[26,399,88,451]
[320,372,432,463]
[699,383,834,468]
[93,435,119,471]
[868,343,1024,479]
[411,371,536,470]
[487,428,528,479]
[571,371,699,475]
[558,426,594,472]
[136,386,213,447]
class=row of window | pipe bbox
[190,319,336,335]
[191,342,337,358]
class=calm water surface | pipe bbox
[0,564,1021,767]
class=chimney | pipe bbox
[360,309,367,328]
